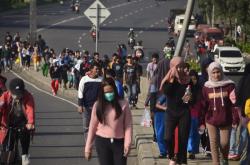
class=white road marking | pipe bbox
[114,18,118,22]
[103,23,107,26]
[79,45,82,48]
[120,16,124,19]
[11,71,78,107]
[125,14,128,17]
[79,37,82,40]
[37,0,141,33]
[155,22,159,25]
[109,21,113,24]
[82,33,86,36]
[37,15,83,32]
[139,31,143,34]
[150,24,154,27]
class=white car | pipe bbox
[214,46,245,73]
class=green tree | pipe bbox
[236,0,250,43]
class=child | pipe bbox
[187,70,202,159]
[155,93,168,158]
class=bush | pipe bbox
[224,37,236,46]
[237,42,250,54]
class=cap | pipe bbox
[9,78,25,97]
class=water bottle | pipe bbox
[184,85,191,103]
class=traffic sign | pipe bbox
[84,0,111,26]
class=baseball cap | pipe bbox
[9,78,25,97]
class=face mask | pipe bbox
[104,92,115,102]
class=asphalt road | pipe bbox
[3,72,100,165]
[0,0,186,59]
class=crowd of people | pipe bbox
[0,30,250,165]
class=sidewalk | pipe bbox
[12,67,239,165]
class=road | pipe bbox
[0,0,187,59]
[4,72,101,165]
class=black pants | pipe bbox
[95,135,127,165]
[3,128,30,155]
[165,110,190,164]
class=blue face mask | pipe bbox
[104,92,115,102]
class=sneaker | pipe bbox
[188,153,195,159]
[158,154,167,159]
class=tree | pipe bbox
[236,0,250,42]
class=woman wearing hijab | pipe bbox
[200,62,238,165]
[161,56,192,165]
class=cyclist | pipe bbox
[0,78,35,165]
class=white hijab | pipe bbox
[204,62,234,88]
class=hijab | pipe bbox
[204,62,234,88]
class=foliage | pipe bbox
[237,42,250,54]
[224,37,236,46]
[186,59,201,73]
[197,0,250,40]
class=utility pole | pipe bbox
[29,0,37,46]
[174,0,195,57]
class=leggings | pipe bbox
[165,110,190,164]
[206,123,231,165]
[95,135,126,165]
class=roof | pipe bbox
[216,46,241,51]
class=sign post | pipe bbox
[84,0,111,52]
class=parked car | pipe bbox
[214,46,245,73]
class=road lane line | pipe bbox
[11,71,78,107]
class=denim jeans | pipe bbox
[154,111,167,155]
[187,117,200,154]
[229,127,237,155]
[127,83,138,105]
[82,106,92,133]
[240,134,250,165]
[229,125,248,155]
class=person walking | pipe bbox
[160,56,192,165]
[187,70,203,159]
[123,55,138,108]
[49,59,60,96]
[84,77,132,165]
[78,62,102,134]
[235,63,250,164]
[155,92,168,158]
[0,78,35,165]
[200,62,238,165]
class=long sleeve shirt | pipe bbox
[85,100,132,153]
[77,75,102,107]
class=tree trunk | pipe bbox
[229,17,232,37]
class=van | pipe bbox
[174,14,196,36]
[214,46,245,73]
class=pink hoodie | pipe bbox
[85,99,132,153]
